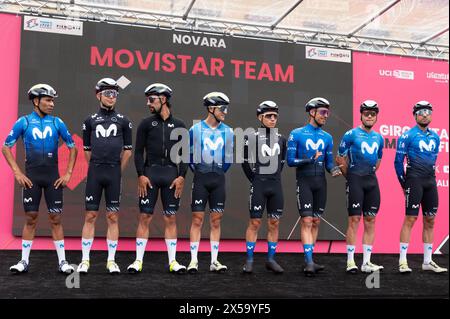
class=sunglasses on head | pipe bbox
[362,110,377,117]
[263,113,278,120]
[101,89,118,98]
[415,109,432,116]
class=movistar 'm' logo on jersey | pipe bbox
[419,140,436,152]
[261,143,280,157]
[361,141,379,154]
[32,126,52,140]
[305,138,324,151]
[203,137,224,151]
[96,124,117,138]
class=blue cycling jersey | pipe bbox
[338,127,384,176]
[4,111,75,168]
[394,125,440,185]
[287,123,335,177]
[189,120,234,174]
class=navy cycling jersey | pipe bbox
[242,128,287,181]
[394,125,440,185]
[287,124,335,177]
[189,120,234,175]
[83,107,132,165]
[338,127,384,176]
[4,111,75,168]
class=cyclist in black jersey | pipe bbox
[77,78,133,275]
[3,84,77,274]
[127,83,188,274]
[241,101,286,274]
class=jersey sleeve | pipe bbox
[377,134,384,160]
[4,117,27,147]
[325,135,335,173]
[122,117,133,150]
[338,130,352,157]
[177,120,188,178]
[287,130,314,167]
[241,135,255,181]
[394,132,408,186]
[280,135,287,172]
[56,117,75,148]
[82,117,92,151]
[223,127,233,173]
[134,119,147,176]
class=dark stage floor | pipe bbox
[0,250,448,299]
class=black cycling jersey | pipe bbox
[242,128,287,181]
[83,107,133,165]
[134,113,188,177]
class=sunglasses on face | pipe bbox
[317,109,330,117]
[416,109,432,117]
[101,90,119,98]
[147,95,160,103]
[214,105,229,114]
[362,111,377,118]
[263,113,278,120]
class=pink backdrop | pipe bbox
[0,13,448,254]
[351,52,449,254]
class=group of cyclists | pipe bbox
[2,78,447,278]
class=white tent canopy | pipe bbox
[1,0,448,60]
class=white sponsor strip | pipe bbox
[305,45,351,63]
[24,16,83,36]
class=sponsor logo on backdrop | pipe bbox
[427,72,449,84]
[24,16,83,36]
[305,46,351,63]
[378,69,414,80]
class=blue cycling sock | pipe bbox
[246,242,256,262]
[268,242,277,261]
[304,244,314,264]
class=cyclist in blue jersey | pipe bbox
[395,101,447,273]
[242,101,287,274]
[187,92,233,273]
[336,100,384,274]
[77,78,133,275]
[2,84,77,274]
[287,97,341,276]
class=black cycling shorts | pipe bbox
[191,172,225,213]
[139,165,180,215]
[23,166,62,214]
[404,176,439,217]
[249,176,283,219]
[296,176,327,218]
[85,163,121,212]
[346,174,380,217]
